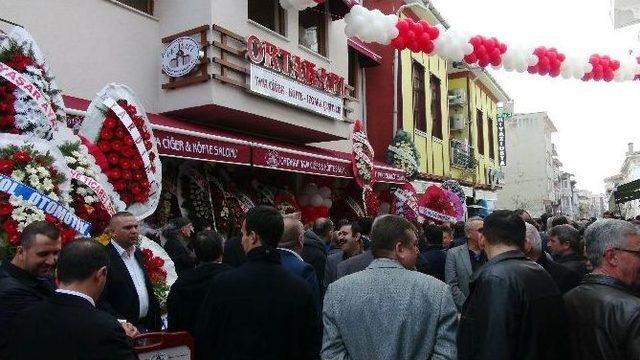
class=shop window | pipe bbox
[347,49,359,98]
[488,117,495,159]
[430,74,443,139]
[477,109,485,155]
[299,4,327,55]
[412,61,427,133]
[248,0,286,36]
[116,0,154,15]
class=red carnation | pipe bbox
[123,137,134,146]
[109,169,122,180]
[120,160,131,169]
[3,219,18,234]
[107,154,120,165]
[0,159,14,175]
[122,170,132,180]
[120,193,133,204]
[152,257,164,268]
[130,183,141,195]
[60,228,76,246]
[0,202,13,216]
[111,141,123,152]
[0,115,15,128]
[133,173,143,181]
[98,142,111,153]
[7,232,20,246]
[115,128,126,139]
[113,181,126,191]
[142,248,153,259]
[99,128,113,140]
[104,117,118,129]
[12,151,31,163]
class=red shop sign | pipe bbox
[375,167,406,184]
[253,147,352,178]
[155,129,251,165]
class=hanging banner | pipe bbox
[0,174,91,236]
[496,103,512,167]
[69,169,117,215]
[0,62,58,130]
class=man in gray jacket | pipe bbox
[322,215,458,360]
[445,216,486,310]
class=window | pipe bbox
[430,74,443,139]
[299,4,327,55]
[488,117,495,159]
[248,0,286,35]
[347,49,359,99]
[116,0,153,15]
[476,109,485,155]
[412,61,426,133]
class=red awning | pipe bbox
[348,38,382,67]
[63,95,406,182]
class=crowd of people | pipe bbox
[0,205,639,359]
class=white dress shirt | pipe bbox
[111,240,149,319]
[56,289,95,307]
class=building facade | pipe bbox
[496,112,560,216]
[604,142,640,218]
[575,189,605,219]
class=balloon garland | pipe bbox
[344,5,640,82]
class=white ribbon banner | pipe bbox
[69,169,117,215]
[0,62,58,130]
[100,95,158,196]
[419,206,458,223]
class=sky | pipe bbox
[430,0,640,194]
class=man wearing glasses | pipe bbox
[564,219,640,359]
[445,216,487,310]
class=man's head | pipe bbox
[464,216,484,249]
[107,212,139,249]
[241,206,284,253]
[358,217,374,236]
[584,219,640,287]
[337,220,363,257]
[602,211,614,219]
[280,217,304,254]
[423,224,443,246]
[548,224,580,257]
[172,217,194,239]
[482,210,526,255]
[56,239,110,301]
[312,217,334,244]
[371,215,418,269]
[441,225,454,248]
[193,230,224,263]
[515,209,532,223]
[11,221,61,276]
[540,212,552,231]
[523,222,543,260]
[550,215,570,228]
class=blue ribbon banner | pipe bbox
[0,173,91,236]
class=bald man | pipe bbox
[277,218,320,313]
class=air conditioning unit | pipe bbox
[448,88,466,105]
[450,114,465,130]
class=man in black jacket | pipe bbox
[0,221,59,348]
[6,239,136,360]
[163,217,197,276]
[523,223,580,294]
[548,224,589,278]
[301,217,331,289]
[416,224,447,281]
[167,229,231,334]
[99,212,161,331]
[458,210,570,360]
[195,206,321,360]
[564,219,640,359]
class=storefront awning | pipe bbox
[63,95,406,182]
[348,38,382,67]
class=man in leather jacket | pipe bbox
[564,219,640,360]
[458,210,570,360]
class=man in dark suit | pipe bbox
[162,217,197,276]
[195,206,320,360]
[324,220,363,289]
[277,217,320,312]
[0,221,60,349]
[5,239,137,360]
[99,211,161,331]
[167,229,231,334]
[417,224,447,281]
[301,218,331,290]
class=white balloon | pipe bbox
[297,194,309,207]
[323,199,333,208]
[319,186,332,199]
[311,194,323,207]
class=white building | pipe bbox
[575,189,605,219]
[496,112,561,217]
[604,142,640,218]
[558,171,577,218]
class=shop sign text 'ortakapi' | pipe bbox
[246,35,346,120]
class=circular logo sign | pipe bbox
[161,36,200,78]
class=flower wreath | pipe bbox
[177,163,214,231]
[386,130,420,180]
[0,27,66,139]
[82,84,162,219]
[0,135,77,255]
[391,183,422,226]
[418,185,458,224]
[207,174,231,236]
[351,120,376,188]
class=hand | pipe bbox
[120,322,140,338]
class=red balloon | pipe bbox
[390,36,406,50]
[427,26,440,39]
[476,45,487,56]
[499,43,507,54]
[486,38,496,49]
[396,19,410,32]
[550,68,561,77]
[582,73,593,81]
[557,53,566,62]
[602,55,610,61]
[464,53,478,64]
[534,47,546,56]
[490,48,501,59]
[527,65,539,74]
[611,60,620,70]
[551,59,561,71]
[589,55,600,64]
[478,58,490,68]
[490,57,502,67]
[421,40,435,54]
[406,30,416,40]
[418,20,431,32]
[408,39,420,53]
[539,57,550,68]
[538,65,549,75]
[470,36,482,47]
[547,52,556,61]
[411,21,423,34]
[604,71,614,82]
